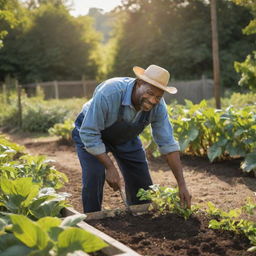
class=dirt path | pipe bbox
[4,133,256,215]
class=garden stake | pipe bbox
[119,187,132,214]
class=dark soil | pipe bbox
[88,212,255,256]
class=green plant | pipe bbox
[170,100,256,174]
[21,103,69,132]
[49,119,74,144]
[0,177,70,219]
[206,200,256,252]
[137,184,198,220]
[0,214,108,255]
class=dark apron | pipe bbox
[74,106,150,146]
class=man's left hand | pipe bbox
[178,185,192,209]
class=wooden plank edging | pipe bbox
[62,207,143,256]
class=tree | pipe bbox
[0,2,101,82]
[233,0,256,91]
[109,0,255,88]
[0,0,19,47]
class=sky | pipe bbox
[69,0,123,16]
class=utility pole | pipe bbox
[210,0,221,109]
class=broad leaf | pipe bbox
[10,214,49,250]
[57,227,107,254]
[241,152,256,173]
[207,144,222,162]
[61,214,87,228]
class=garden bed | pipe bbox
[87,211,255,256]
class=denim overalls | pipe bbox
[72,106,153,213]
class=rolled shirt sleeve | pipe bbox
[151,100,180,154]
[79,92,108,155]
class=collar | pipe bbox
[121,78,136,108]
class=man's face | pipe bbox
[134,80,165,111]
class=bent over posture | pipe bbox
[72,64,191,213]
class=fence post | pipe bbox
[15,79,22,128]
[201,75,206,99]
[82,75,87,98]
[54,80,59,99]
[2,83,7,104]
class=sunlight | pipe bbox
[70,0,122,16]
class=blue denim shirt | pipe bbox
[77,77,180,155]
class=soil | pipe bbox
[88,212,254,256]
[3,132,256,256]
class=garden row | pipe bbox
[0,135,108,255]
[86,184,256,255]
[47,99,256,174]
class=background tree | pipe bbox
[109,0,256,88]
[0,0,19,47]
[233,0,256,91]
[0,1,101,83]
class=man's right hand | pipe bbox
[95,152,122,191]
[105,166,122,191]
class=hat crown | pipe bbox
[144,65,170,87]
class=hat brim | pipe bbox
[133,66,177,94]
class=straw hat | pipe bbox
[133,64,177,94]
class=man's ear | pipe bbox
[136,79,143,88]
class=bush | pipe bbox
[49,119,74,144]
[21,103,69,132]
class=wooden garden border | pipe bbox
[62,205,151,256]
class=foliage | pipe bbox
[0,136,68,189]
[232,0,256,91]
[0,137,69,218]
[0,0,19,47]
[234,51,256,91]
[0,1,101,83]
[0,92,85,132]
[0,136,107,255]
[0,177,70,218]
[110,0,256,87]
[0,214,108,255]
[206,200,256,252]
[137,184,198,220]
[21,102,69,132]
[232,0,256,35]
[140,125,160,159]
[170,100,256,173]
[49,119,74,143]
[207,92,256,108]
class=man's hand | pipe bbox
[164,151,192,209]
[105,166,122,191]
[179,184,192,209]
[95,153,122,191]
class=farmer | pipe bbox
[72,64,192,213]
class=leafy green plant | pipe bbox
[0,214,108,255]
[0,136,68,189]
[169,100,256,173]
[18,155,68,189]
[0,177,70,219]
[21,103,69,132]
[49,119,74,144]
[137,184,198,220]
[206,200,256,252]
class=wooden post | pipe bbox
[82,75,87,98]
[54,80,59,99]
[2,83,7,104]
[15,79,22,128]
[210,0,221,109]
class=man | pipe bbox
[72,64,191,213]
